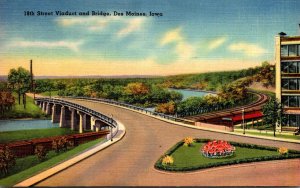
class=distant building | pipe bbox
[275,34,300,130]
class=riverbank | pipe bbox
[0,93,48,120]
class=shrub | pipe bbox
[52,136,68,153]
[0,146,16,175]
[155,101,176,115]
[67,140,75,149]
[183,137,194,147]
[278,147,288,155]
[34,145,48,161]
[162,155,174,166]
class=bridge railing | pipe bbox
[62,96,195,125]
[35,97,118,129]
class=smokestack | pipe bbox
[30,60,33,92]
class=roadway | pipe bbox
[36,98,300,186]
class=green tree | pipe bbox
[35,79,50,93]
[253,61,275,88]
[7,67,31,107]
[55,81,66,90]
[262,98,285,137]
[177,97,204,116]
[0,81,8,91]
[169,91,183,102]
[46,82,55,98]
[124,82,149,95]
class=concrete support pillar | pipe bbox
[46,103,51,115]
[69,108,76,131]
[60,106,66,128]
[39,102,43,108]
[91,116,96,131]
[52,104,60,123]
[42,102,46,112]
[44,102,48,112]
[77,111,86,134]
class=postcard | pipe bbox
[0,0,300,186]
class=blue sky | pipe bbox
[0,0,299,76]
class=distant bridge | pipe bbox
[35,97,118,136]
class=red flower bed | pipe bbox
[201,140,236,158]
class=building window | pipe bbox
[289,96,298,107]
[282,96,289,107]
[281,62,289,73]
[282,79,289,90]
[281,44,300,57]
[288,45,298,56]
[284,114,300,127]
[281,62,300,73]
[282,96,300,107]
[290,62,298,73]
[290,79,297,90]
[281,78,300,90]
[281,45,288,56]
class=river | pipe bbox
[0,119,59,132]
[168,88,215,100]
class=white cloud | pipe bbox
[117,18,145,38]
[10,39,84,52]
[160,27,196,60]
[160,27,183,45]
[208,37,227,50]
[228,42,267,57]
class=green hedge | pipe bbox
[154,138,300,172]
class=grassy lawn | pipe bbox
[0,93,48,119]
[155,139,300,172]
[171,143,279,168]
[0,128,78,143]
[0,138,104,186]
[234,129,300,140]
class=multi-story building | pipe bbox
[275,34,300,131]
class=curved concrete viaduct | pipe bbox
[36,98,300,186]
